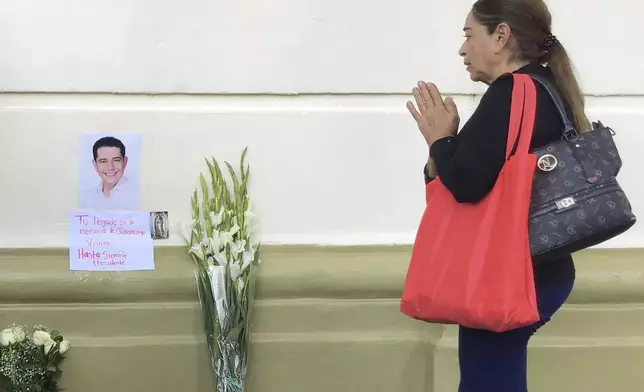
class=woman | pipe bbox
[406,0,586,390]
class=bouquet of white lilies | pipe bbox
[182,147,261,392]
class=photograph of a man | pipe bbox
[78,134,141,211]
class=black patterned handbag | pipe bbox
[527,74,636,261]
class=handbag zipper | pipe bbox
[528,181,622,219]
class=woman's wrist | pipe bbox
[425,157,437,179]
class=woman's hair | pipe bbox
[471,0,591,132]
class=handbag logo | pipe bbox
[537,154,558,172]
[555,197,576,210]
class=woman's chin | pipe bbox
[467,70,483,83]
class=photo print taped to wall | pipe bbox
[78,133,142,211]
[150,211,169,240]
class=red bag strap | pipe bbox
[505,74,538,160]
[517,75,537,155]
[505,75,525,159]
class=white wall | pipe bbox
[0,0,642,248]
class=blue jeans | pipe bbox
[458,281,574,392]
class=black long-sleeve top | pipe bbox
[425,62,575,287]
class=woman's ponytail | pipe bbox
[545,42,591,133]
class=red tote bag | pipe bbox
[400,73,539,332]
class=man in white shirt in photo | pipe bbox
[79,136,139,210]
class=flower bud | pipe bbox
[59,340,71,354]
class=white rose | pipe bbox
[44,341,55,354]
[0,329,14,347]
[59,340,70,354]
[32,330,52,347]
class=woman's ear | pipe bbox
[493,22,512,53]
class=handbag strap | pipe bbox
[506,74,538,160]
[529,74,578,140]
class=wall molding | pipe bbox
[0,245,642,304]
[0,245,643,392]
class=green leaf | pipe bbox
[202,200,213,239]
[224,161,240,201]
[191,189,199,223]
[199,174,209,205]
[207,157,221,210]
[212,157,231,208]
